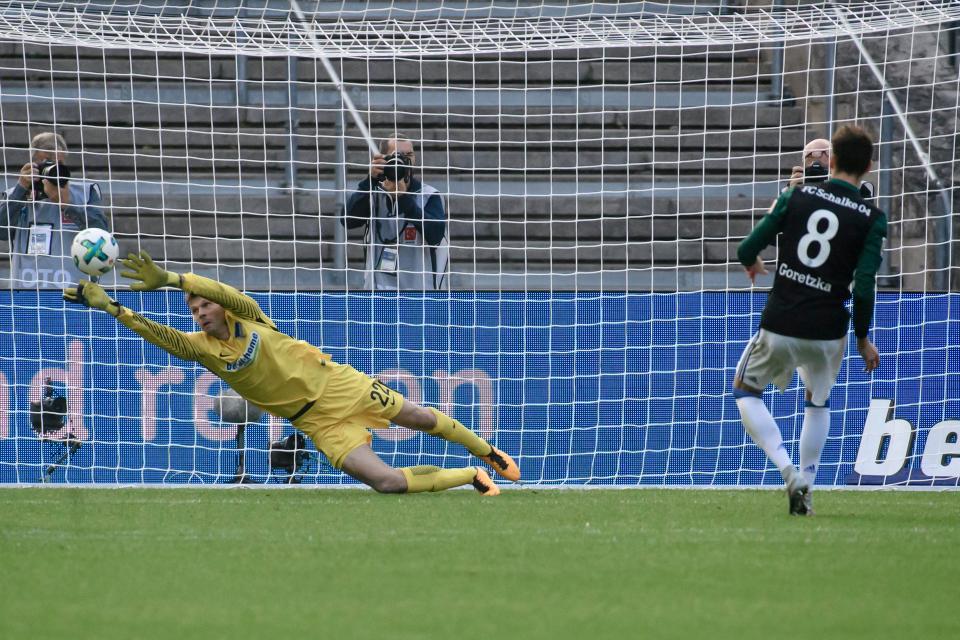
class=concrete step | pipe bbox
[0,120,804,152]
[0,81,793,116]
[0,101,803,132]
[462,238,737,267]
[250,58,767,85]
[33,146,790,177]
[20,177,779,219]
[3,43,762,85]
[4,57,768,87]
[111,208,756,245]
[449,216,756,242]
[111,234,740,268]
[112,212,325,239]
[128,236,323,264]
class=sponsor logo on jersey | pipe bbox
[801,185,872,215]
[225,331,260,372]
[778,261,833,292]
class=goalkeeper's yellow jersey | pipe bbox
[116,273,331,420]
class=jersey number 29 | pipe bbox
[797,209,839,268]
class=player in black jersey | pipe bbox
[734,125,886,515]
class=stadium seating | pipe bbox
[0,39,802,289]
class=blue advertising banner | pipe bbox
[0,291,957,486]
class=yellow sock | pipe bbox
[401,466,477,493]
[427,408,492,457]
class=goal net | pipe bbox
[0,0,957,486]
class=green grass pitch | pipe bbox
[1,488,956,639]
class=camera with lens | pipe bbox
[269,432,314,483]
[30,378,67,436]
[30,377,82,482]
[803,160,829,183]
[379,152,412,184]
[269,432,309,474]
[32,160,71,201]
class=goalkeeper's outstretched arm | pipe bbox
[64,281,202,363]
[120,251,273,327]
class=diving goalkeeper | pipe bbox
[64,252,519,495]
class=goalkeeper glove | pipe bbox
[64,281,122,317]
[119,251,179,291]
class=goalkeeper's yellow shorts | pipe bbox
[293,361,404,469]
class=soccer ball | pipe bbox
[71,228,119,277]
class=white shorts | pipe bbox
[734,329,845,406]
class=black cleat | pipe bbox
[787,473,813,516]
[788,486,809,516]
[784,468,812,516]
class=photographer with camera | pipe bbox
[1,132,107,288]
[787,137,875,199]
[787,138,832,188]
[343,133,449,290]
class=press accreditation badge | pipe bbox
[378,248,398,273]
[27,225,53,256]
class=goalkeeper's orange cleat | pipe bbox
[472,468,500,496]
[480,446,520,482]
